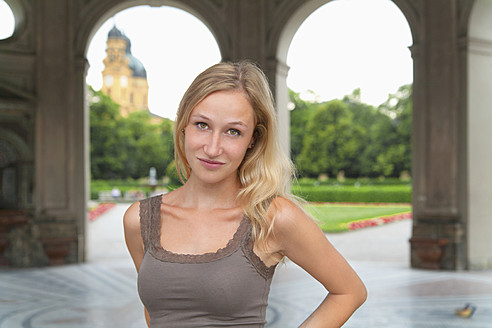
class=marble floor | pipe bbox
[1,204,491,328]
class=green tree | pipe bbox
[375,84,412,176]
[89,87,175,180]
[296,100,364,177]
[342,89,382,176]
[289,85,412,178]
[289,89,317,162]
[89,87,127,179]
[159,118,175,177]
[119,111,175,179]
[165,160,182,187]
[360,113,396,176]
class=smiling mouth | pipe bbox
[198,158,225,168]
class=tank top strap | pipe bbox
[139,195,162,252]
[240,221,276,280]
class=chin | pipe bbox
[191,171,238,187]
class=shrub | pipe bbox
[292,182,411,203]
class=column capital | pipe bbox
[408,42,421,59]
[74,56,90,78]
[267,57,290,78]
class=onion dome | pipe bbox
[108,25,147,78]
[108,25,124,39]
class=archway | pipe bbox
[274,0,414,263]
[0,1,15,40]
[0,129,32,209]
[85,5,221,120]
[82,3,221,261]
[275,0,417,164]
[467,0,492,269]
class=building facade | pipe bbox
[101,26,149,117]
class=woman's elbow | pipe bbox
[355,282,368,308]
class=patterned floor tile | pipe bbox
[1,205,491,328]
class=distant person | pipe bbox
[123,61,366,327]
[111,187,121,200]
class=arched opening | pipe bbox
[86,5,221,120]
[276,0,414,263]
[467,0,492,269]
[287,1,412,107]
[0,130,32,209]
[0,129,35,266]
[0,0,27,42]
[83,4,221,262]
[0,1,15,40]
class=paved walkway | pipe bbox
[1,203,492,327]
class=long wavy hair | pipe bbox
[174,61,297,246]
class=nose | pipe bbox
[203,132,223,157]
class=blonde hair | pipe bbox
[174,61,296,245]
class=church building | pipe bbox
[101,26,149,117]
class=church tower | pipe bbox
[101,26,149,117]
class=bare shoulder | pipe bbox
[123,200,141,233]
[267,197,320,255]
[123,200,146,272]
[269,197,314,233]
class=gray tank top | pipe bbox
[137,195,277,328]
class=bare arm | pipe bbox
[271,198,367,327]
[123,201,150,327]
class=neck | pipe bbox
[179,175,242,210]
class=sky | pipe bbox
[0,0,413,120]
[0,1,14,38]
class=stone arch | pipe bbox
[74,1,228,60]
[467,0,492,269]
[273,0,332,153]
[71,0,227,262]
[0,129,31,162]
[276,0,331,66]
[390,0,420,44]
[272,0,416,159]
[273,0,419,64]
[0,129,32,209]
[0,0,26,43]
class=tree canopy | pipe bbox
[89,87,175,180]
[290,85,412,178]
[89,84,412,181]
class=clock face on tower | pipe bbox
[104,75,113,86]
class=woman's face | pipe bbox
[184,90,256,186]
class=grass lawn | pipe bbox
[306,203,412,233]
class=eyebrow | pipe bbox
[190,114,249,128]
[228,120,248,127]
[190,114,209,121]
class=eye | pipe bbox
[196,122,208,130]
[227,129,241,136]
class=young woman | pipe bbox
[123,61,366,327]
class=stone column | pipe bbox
[34,1,80,265]
[409,0,466,270]
[219,1,290,155]
[467,0,492,269]
[265,58,291,156]
[72,56,90,262]
[222,0,265,63]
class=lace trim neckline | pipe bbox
[147,195,250,264]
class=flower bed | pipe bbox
[89,203,116,222]
[346,211,412,230]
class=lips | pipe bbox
[198,157,225,169]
